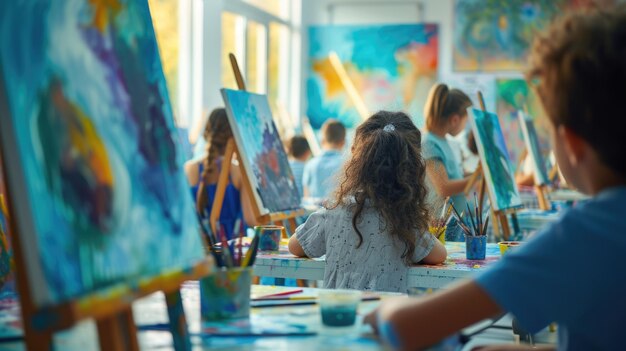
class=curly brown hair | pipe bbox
[527,5,626,177]
[330,111,430,265]
[196,108,233,215]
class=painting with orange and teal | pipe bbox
[495,78,550,168]
[221,89,301,214]
[469,109,522,211]
[307,24,438,129]
[453,0,562,71]
[0,0,204,304]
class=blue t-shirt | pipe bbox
[302,150,344,199]
[289,160,306,198]
[475,186,626,351]
[422,133,467,240]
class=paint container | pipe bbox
[428,226,446,245]
[407,287,436,296]
[465,235,487,260]
[255,225,284,252]
[318,289,361,327]
[200,266,252,321]
[498,241,522,256]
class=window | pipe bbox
[246,21,267,93]
[221,12,244,90]
[218,0,301,127]
[148,0,180,119]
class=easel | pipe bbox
[327,51,370,121]
[464,91,523,240]
[207,53,308,285]
[0,144,214,351]
[0,62,215,351]
[208,53,306,236]
[515,109,551,211]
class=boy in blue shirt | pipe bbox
[286,135,311,199]
[302,119,346,200]
[366,7,626,351]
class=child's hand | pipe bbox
[363,297,415,348]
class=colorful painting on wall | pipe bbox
[469,109,522,211]
[453,0,562,71]
[518,113,550,185]
[221,89,301,214]
[0,0,204,305]
[495,78,550,168]
[307,24,438,129]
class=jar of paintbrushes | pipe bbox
[197,217,261,320]
[430,197,453,245]
[449,194,489,260]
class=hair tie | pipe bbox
[383,124,395,132]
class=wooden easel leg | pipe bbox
[165,289,192,351]
[536,185,551,211]
[510,213,520,236]
[288,218,298,234]
[97,308,139,351]
[499,213,511,241]
[24,328,54,351]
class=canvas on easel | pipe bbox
[222,89,302,216]
[469,108,523,212]
[464,93,524,239]
[0,1,212,350]
[518,111,551,210]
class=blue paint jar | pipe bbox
[465,235,487,260]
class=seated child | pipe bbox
[289,111,447,293]
[302,119,346,200]
[285,135,311,199]
[184,108,256,239]
[365,7,626,350]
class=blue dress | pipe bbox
[190,160,243,240]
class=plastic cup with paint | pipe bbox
[255,225,284,253]
[318,289,362,327]
[428,225,446,245]
[200,266,252,321]
[498,241,522,256]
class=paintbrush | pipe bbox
[241,231,259,268]
[232,218,241,266]
[196,213,215,250]
[237,220,244,267]
[457,211,473,236]
[216,220,234,268]
[474,192,481,234]
[466,203,478,235]
[482,215,490,237]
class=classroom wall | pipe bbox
[300,0,524,119]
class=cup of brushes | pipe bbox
[198,217,260,320]
[449,195,489,261]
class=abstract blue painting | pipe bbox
[0,0,204,305]
[307,24,438,129]
[469,108,522,211]
[221,89,301,214]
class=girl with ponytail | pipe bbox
[288,111,446,293]
[184,108,256,239]
[422,83,473,241]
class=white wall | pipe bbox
[300,0,524,117]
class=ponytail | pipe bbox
[424,83,472,131]
[196,108,232,215]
